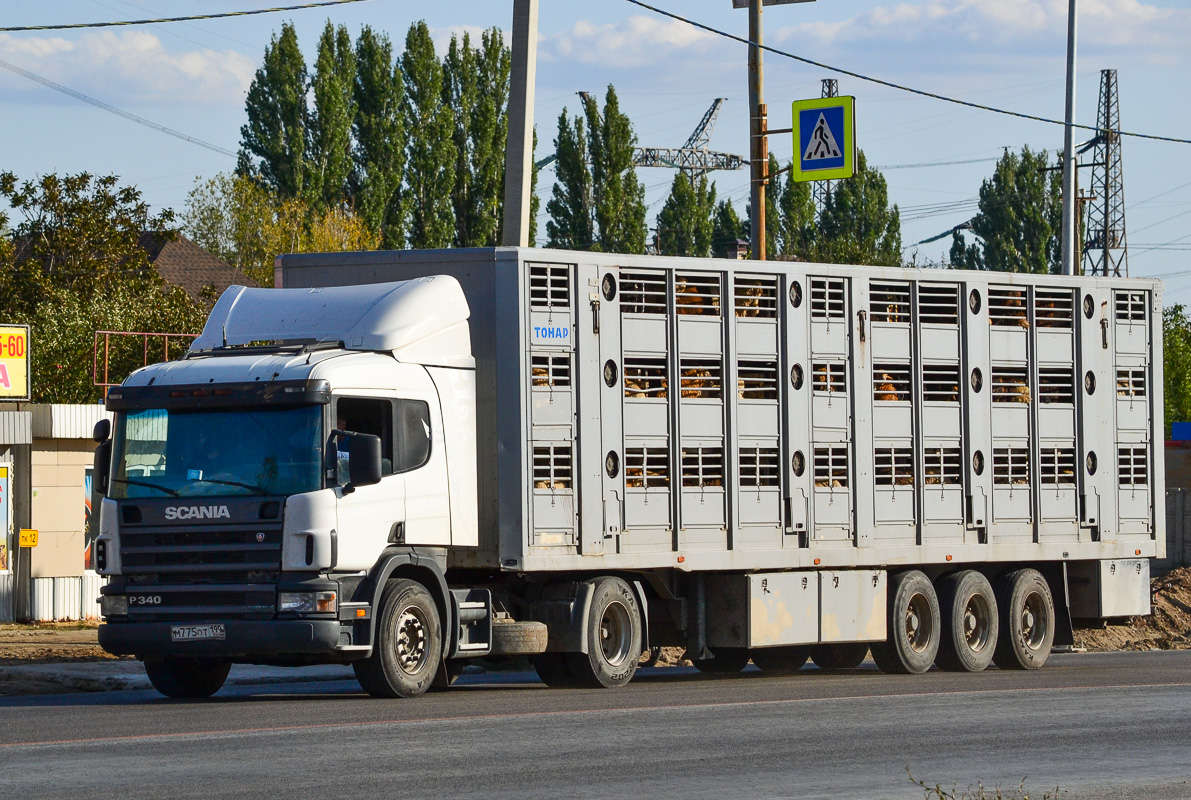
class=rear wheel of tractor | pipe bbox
[935,570,998,672]
[143,657,230,699]
[810,643,870,670]
[992,569,1055,670]
[531,653,577,687]
[564,577,643,688]
[871,570,940,674]
[353,578,442,698]
[751,645,813,674]
[691,647,751,675]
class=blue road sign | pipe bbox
[790,96,855,182]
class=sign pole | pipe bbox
[1059,0,1078,276]
[748,0,766,260]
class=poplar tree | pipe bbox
[238,23,308,198]
[778,167,815,259]
[307,22,356,212]
[401,21,455,248]
[656,172,716,257]
[814,150,901,266]
[352,26,406,248]
[545,109,594,250]
[585,86,647,254]
[711,199,746,258]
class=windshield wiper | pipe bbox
[109,478,180,498]
[191,477,269,495]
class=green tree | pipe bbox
[656,172,716,257]
[545,109,594,250]
[949,146,1061,273]
[401,21,455,248]
[777,168,815,259]
[307,21,356,212]
[238,23,308,199]
[584,87,647,254]
[711,198,746,258]
[812,150,901,266]
[1165,304,1191,439]
[352,25,406,249]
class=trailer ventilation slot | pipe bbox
[620,271,667,315]
[922,364,961,403]
[1038,368,1074,404]
[532,446,573,490]
[626,447,669,488]
[1118,447,1148,486]
[1040,448,1077,484]
[924,447,962,485]
[993,448,1030,485]
[529,264,570,309]
[874,447,914,486]
[681,446,724,487]
[991,367,1031,404]
[737,360,779,400]
[1035,289,1074,328]
[740,447,780,487]
[1116,368,1146,398]
[813,363,846,394]
[531,354,571,388]
[735,276,778,318]
[680,358,723,399]
[873,363,912,402]
[814,446,849,488]
[1115,291,1147,322]
[810,277,846,320]
[870,282,910,323]
[989,287,1030,328]
[675,273,721,316]
[918,285,960,325]
[624,358,668,398]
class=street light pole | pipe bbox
[502,0,539,248]
[1060,0,1078,275]
[748,0,766,260]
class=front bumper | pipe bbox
[98,619,343,658]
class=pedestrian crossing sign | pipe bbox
[791,96,855,182]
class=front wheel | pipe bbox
[144,657,230,699]
[354,578,442,698]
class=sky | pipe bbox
[0,0,1188,301]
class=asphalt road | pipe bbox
[2,651,1190,799]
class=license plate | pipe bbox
[170,623,226,642]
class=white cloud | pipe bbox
[0,31,255,106]
[541,15,720,69]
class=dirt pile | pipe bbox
[0,622,126,666]
[1074,566,1191,652]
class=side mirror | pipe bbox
[93,439,112,496]
[344,433,383,493]
[93,418,111,443]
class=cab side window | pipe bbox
[334,398,394,482]
[394,399,431,473]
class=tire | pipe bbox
[935,571,999,672]
[490,620,549,656]
[871,570,940,675]
[751,645,812,674]
[531,653,577,687]
[353,578,442,698]
[993,569,1055,670]
[564,577,643,688]
[143,657,230,699]
[811,643,870,670]
[691,647,751,675]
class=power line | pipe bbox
[0,0,373,32]
[876,157,1001,171]
[0,57,236,157]
[622,0,1191,146]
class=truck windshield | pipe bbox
[108,406,323,499]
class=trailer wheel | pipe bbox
[871,570,940,674]
[564,577,643,688]
[751,645,812,674]
[353,578,442,698]
[810,643,870,670]
[143,657,230,699]
[691,647,750,675]
[935,571,998,672]
[992,569,1055,670]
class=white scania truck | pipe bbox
[94,248,1163,698]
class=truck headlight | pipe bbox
[278,591,337,614]
[100,595,128,617]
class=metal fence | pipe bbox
[1160,489,1191,574]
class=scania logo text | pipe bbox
[164,505,231,521]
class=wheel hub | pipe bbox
[599,600,633,667]
[962,594,991,653]
[395,608,428,674]
[905,592,932,653]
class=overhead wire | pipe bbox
[0,1,373,32]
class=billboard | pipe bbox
[0,325,30,401]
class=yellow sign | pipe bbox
[19,529,37,548]
[0,325,30,401]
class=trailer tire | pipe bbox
[993,569,1055,670]
[871,570,940,675]
[143,657,230,699]
[531,653,577,687]
[935,570,998,672]
[691,647,750,675]
[810,643,870,670]
[564,577,643,688]
[490,620,549,656]
[751,645,812,674]
[353,578,442,698]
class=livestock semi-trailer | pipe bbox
[93,247,1162,697]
